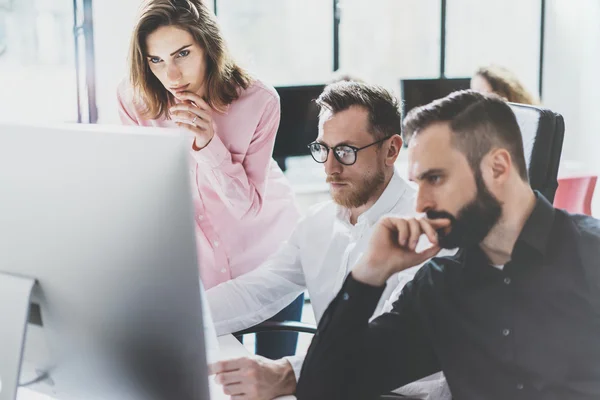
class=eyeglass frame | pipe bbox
[306,136,392,166]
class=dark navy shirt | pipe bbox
[297,193,600,400]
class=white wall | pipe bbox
[543,0,600,214]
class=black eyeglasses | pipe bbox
[307,137,391,166]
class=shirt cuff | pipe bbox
[331,274,386,324]
[283,355,304,381]
[191,128,229,168]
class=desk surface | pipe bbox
[18,335,296,400]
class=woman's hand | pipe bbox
[169,91,215,150]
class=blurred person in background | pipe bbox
[471,64,540,105]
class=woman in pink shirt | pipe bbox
[117,0,302,358]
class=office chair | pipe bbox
[234,320,317,336]
[508,102,565,203]
[554,175,597,215]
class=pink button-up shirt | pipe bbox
[117,79,300,289]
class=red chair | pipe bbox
[553,176,597,215]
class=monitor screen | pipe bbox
[400,78,471,119]
[273,84,325,159]
[0,123,210,400]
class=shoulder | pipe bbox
[569,212,600,238]
[237,79,279,107]
[384,178,418,218]
[559,211,600,291]
[566,212,600,261]
[117,78,135,104]
[117,78,147,117]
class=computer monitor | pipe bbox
[273,84,325,169]
[400,77,471,119]
[0,123,210,400]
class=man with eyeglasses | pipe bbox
[207,81,449,400]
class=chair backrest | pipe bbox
[554,175,597,215]
[508,103,565,203]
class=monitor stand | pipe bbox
[0,272,36,400]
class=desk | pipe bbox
[18,335,296,400]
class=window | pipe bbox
[217,0,333,86]
[339,0,441,93]
[206,0,215,14]
[445,0,542,95]
[0,0,78,123]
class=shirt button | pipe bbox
[504,277,511,285]
[342,293,350,301]
[213,241,220,247]
[220,268,226,273]
[516,383,524,390]
[502,329,511,336]
[198,215,204,221]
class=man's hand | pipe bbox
[352,216,451,286]
[209,356,296,399]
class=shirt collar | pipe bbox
[513,191,556,257]
[336,167,410,226]
[461,191,556,273]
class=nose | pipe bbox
[323,149,343,176]
[166,62,183,84]
[415,186,435,214]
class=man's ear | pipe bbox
[385,135,403,166]
[485,148,511,182]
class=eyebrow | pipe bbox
[414,168,445,181]
[146,44,192,59]
[316,139,358,147]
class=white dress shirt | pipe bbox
[207,168,423,378]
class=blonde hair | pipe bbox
[128,0,252,119]
[474,65,540,106]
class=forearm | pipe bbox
[191,97,280,219]
[191,133,265,218]
[207,274,304,335]
[352,259,393,287]
[297,274,440,399]
[296,276,386,399]
[207,241,306,335]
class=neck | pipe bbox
[348,168,394,225]
[479,184,537,265]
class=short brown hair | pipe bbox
[128,0,252,119]
[474,65,539,105]
[315,81,401,141]
[403,90,528,181]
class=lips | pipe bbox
[170,84,189,93]
[327,180,348,188]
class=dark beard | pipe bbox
[427,172,502,249]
